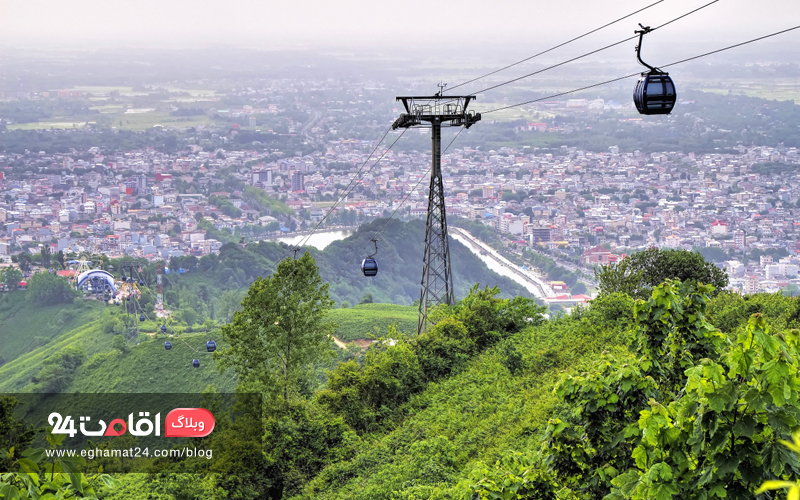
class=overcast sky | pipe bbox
[1,0,798,52]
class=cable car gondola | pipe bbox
[192,359,200,368]
[361,238,379,277]
[164,341,172,350]
[632,24,676,115]
[206,340,217,353]
[139,314,145,322]
[161,325,167,333]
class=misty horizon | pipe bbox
[2,0,799,53]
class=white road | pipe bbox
[450,227,556,299]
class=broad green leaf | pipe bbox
[632,446,648,469]
[707,386,733,412]
[714,453,741,478]
[648,481,678,500]
[20,449,46,464]
[732,415,757,438]
[58,458,83,494]
[611,470,641,496]
[0,484,20,500]
[16,458,39,474]
[708,482,727,498]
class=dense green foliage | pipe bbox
[26,271,78,305]
[1,428,119,498]
[242,186,294,217]
[0,268,23,289]
[208,194,242,218]
[0,396,36,473]
[319,286,546,435]
[595,247,729,300]
[30,345,87,393]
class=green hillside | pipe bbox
[0,312,110,392]
[0,298,235,394]
[328,303,417,341]
[301,295,633,499]
[6,246,800,499]
[69,333,237,393]
[0,292,105,365]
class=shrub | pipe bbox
[31,345,86,392]
[414,317,475,382]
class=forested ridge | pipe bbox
[161,218,532,325]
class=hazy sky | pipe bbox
[1,0,799,51]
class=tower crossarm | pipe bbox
[392,96,481,130]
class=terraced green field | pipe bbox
[327,303,418,341]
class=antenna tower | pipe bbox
[392,91,480,334]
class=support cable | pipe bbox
[293,126,393,251]
[285,128,406,260]
[331,128,465,280]
[465,0,720,96]
[445,0,666,93]
[138,294,209,354]
[482,23,800,115]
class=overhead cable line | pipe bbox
[286,127,406,261]
[331,128,465,280]
[467,0,720,96]
[293,126,393,251]
[445,0,666,93]
[482,23,800,115]
[138,294,209,354]
[659,24,800,69]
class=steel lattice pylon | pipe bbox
[392,92,480,334]
[417,120,454,332]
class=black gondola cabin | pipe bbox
[361,258,378,277]
[633,72,676,115]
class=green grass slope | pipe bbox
[0,297,412,395]
[328,303,417,341]
[0,292,105,365]
[301,302,632,499]
[0,315,111,392]
[69,334,237,393]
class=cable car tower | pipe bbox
[392,85,481,334]
[119,262,147,345]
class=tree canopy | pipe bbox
[27,271,76,305]
[595,247,729,300]
[217,252,336,403]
